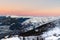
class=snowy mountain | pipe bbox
[0,16,60,40]
[21,16,60,32]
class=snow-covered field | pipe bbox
[41,27,60,40]
[1,27,60,40]
[1,37,20,40]
[1,16,60,40]
[1,36,37,40]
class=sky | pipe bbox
[0,0,60,16]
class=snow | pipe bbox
[1,37,20,40]
[21,17,60,32]
[1,16,60,40]
[41,26,60,40]
[1,36,38,40]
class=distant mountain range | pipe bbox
[0,16,60,39]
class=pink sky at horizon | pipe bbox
[0,9,60,16]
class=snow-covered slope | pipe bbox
[1,16,60,40]
[1,37,20,40]
[21,16,60,32]
[41,19,60,40]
